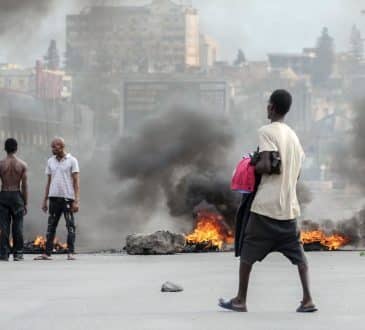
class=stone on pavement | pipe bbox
[161,281,184,292]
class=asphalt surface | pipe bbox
[0,252,364,330]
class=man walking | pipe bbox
[219,90,317,312]
[0,138,28,261]
[35,137,80,261]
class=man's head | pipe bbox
[5,138,18,154]
[267,89,292,120]
[51,137,66,157]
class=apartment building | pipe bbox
[66,0,200,73]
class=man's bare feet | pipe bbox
[34,254,52,261]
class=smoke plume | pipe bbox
[308,100,365,246]
[0,1,56,35]
[111,109,239,230]
[332,100,365,189]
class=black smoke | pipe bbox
[111,109,239,228]
[0,1,52,13]
[0,1,56,35]
[110,108,312,233]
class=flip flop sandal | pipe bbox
[296,304,318,313]
[218,298,247,312]
[33,255,52,261]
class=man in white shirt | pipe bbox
[35,137,80,261]
[219,90,317,313]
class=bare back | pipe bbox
[0,156,27,191]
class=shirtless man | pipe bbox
[0,138,28,261]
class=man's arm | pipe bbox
[42,175,52,213]
[21,166,28,213]
[71,172,80,213]
[255,151,272,175]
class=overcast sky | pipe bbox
[196,0,365,61]
[1,0,365,65]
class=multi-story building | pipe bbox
[0,64,34,94]
[0,62,72,100]
[35,61,72,100]
[122,74,230,133]
[199,34,218,70]
[268,50,316,76]
[66,0,200,73]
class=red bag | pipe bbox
[231,157,256,193]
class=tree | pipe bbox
[350,25,364,61]
[312,27,335,85]
[234,49,246,66]
[44,40,60,70]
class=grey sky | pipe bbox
[1,0,365,65]
[195,0,365,61]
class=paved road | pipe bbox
[0,252,364,330]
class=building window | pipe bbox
[20,133,25,144]
[19,79,25,89]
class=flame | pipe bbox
[300,230,350,250]
[34,235,46,248]
[33,236,67,251]
[186,211,234,249]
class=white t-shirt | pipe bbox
[46,154,80,200]
[251,122,305,220]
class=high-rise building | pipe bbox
[66,0,200,73]
[199,34,218,70]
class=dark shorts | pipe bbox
[240,212,307,266]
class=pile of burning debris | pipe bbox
[126,211,353,255]
[300,220,351,251]
[183,213,352,253]
[24,217,352,255]
[184,210,234,252]
[184,211,352,252]
[15,236,68,254]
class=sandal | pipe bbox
[218,298,247,312]
[33,255,52,261]
[296,303,318,313]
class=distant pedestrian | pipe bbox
[0,138,28,261]
[34,137,80,261]
[219,90,317,313]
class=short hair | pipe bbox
[5,138,18,154]
[51,137,65,147]
[269,90,292,116]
